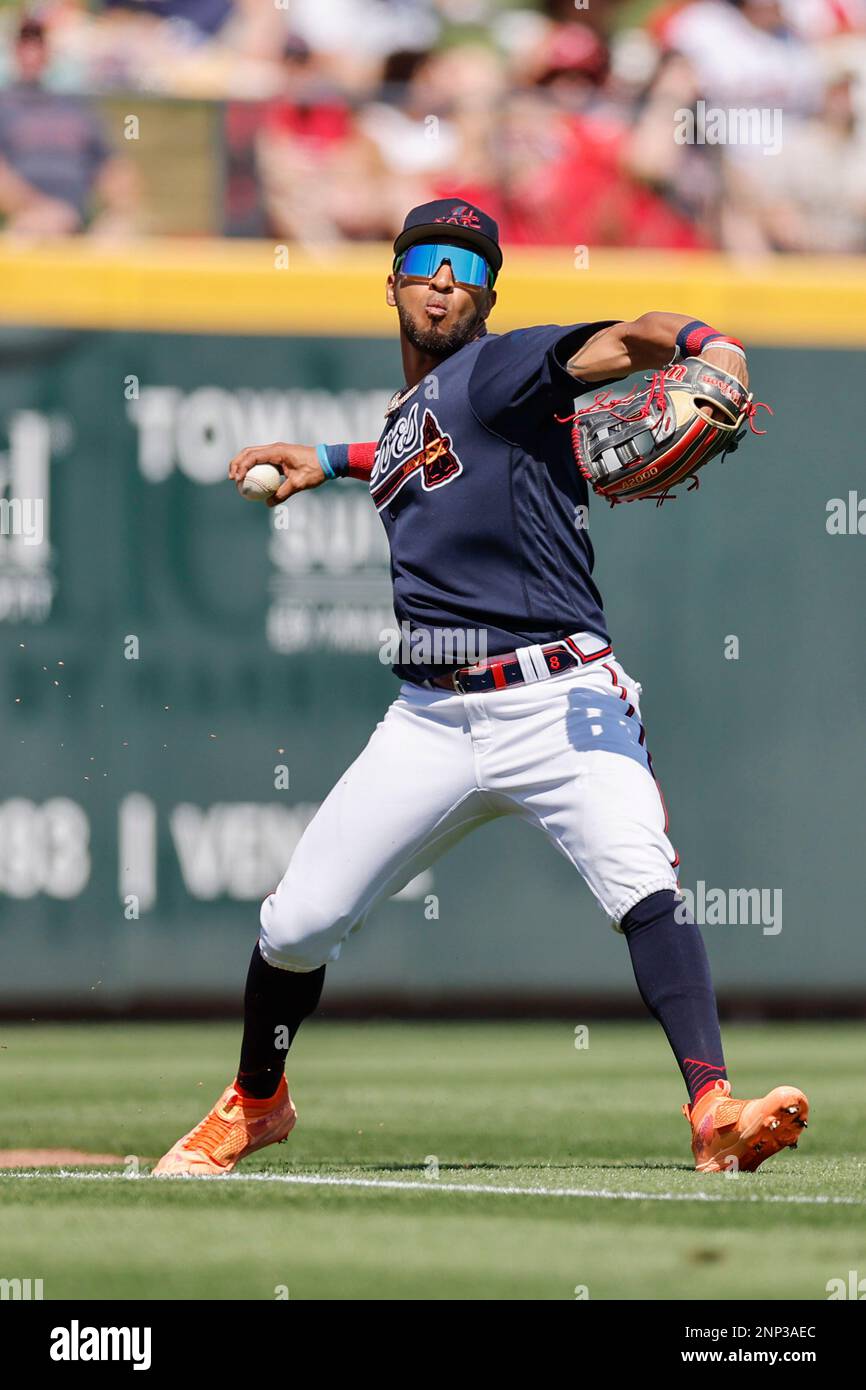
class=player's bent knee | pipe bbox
[259,885,359,970]
[258,936,331,972]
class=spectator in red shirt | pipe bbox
[501,23,708,249]
[254,35,393,243]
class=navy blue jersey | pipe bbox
[371,322,617,684]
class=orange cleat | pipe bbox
[684,1079,809,1173]
[152,1077,297,1176]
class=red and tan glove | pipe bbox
[564,357,771,506]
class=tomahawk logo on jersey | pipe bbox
[371,405,463,509]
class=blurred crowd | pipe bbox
[0,0,865,252]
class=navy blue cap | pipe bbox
[393,199,503,277]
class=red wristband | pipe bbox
[677,321,743,358]
[347,442,377,481]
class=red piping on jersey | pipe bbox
[602,661,628,700]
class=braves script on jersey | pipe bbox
[371,323,616,682]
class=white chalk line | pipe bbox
[1,1168,863,1207]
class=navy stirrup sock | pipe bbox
[237,944,325,1099]
[621,889,727,1106]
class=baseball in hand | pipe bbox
[239,463,283,502]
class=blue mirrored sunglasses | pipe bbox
[395,241,495,289]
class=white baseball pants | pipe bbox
[259,641,679,971]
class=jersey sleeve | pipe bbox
[467,322,620,440]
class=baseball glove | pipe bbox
[563,356,770,506]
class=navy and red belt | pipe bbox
[427,633,612,695]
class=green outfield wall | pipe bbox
[0,313,864,1010]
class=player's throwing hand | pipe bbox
[228,442,326,508]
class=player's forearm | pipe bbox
[228,439,379,508]
[567,313,738,382]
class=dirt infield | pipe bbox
[0,1149,124,1168]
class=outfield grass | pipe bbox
[0,1021,863,1300]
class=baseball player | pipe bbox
[154,199,808,1178]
